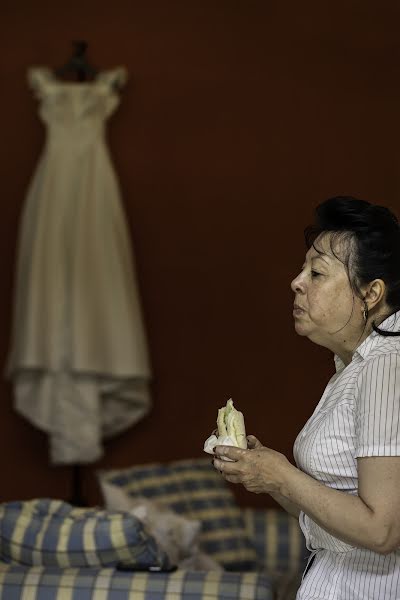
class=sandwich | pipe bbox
[203,398,247,455]
[217,398,247,448]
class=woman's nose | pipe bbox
[291,273,304,293]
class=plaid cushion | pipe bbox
[0,499,169,569]
[243,508,309,574]
[98,458,258,571]
[0,565,273,600]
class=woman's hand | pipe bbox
[213,435,292,495]
[247,435,263,450]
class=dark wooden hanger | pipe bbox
[55,41,98,82]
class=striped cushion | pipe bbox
[243,508,309,573]
[0,565,274,600]
[98,458,258,571]
[0,499,169,569]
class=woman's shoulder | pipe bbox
[354,350,400,402]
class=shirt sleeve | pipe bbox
[355,352,400,458]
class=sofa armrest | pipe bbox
[243,508,309,574]
[0,564,274,600]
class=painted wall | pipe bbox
[0,1,399,508]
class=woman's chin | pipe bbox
[293,321,310,337]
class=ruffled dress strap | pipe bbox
[27,67,56,99]
[96,67,128,117]
[96,67,128,89]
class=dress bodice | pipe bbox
[28,67,127,145]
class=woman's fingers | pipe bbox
[247,435,263,449]
[213,439,289,495]
[214,458,241,483]
[214,445,245,461]
[222,473,241,484]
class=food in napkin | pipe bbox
[203,398,247,458]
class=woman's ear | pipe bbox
[364,279,386,309]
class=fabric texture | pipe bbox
[6,66,151,465]
[0,507,306,600]
[99,487,223,571]
[0,565,273,600]
[293,310,400,600]
[98,458,258,571]
[243,509,309,574]
[243,509,309,600]
[0,499,168,569]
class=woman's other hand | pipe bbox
[213,436,292,495]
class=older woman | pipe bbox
[213,196,400,600]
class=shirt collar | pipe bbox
[334,309,400,372]
[334,354,346,373]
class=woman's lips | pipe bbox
[293,305,305,316]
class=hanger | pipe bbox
[55,41,98,82]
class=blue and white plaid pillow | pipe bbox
[243,508,309,573]
[0,499,169,569]
[98,458,258,571]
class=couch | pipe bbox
[0,459,309,600]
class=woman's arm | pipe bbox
[268,491,300,518]
[214,444,400,554]
[280,455,400,553]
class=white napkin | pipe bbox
[203,434,240,461]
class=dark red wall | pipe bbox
[1,1,400,508]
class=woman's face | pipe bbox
[290,233,364,357]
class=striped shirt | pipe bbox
[293,310,400,600]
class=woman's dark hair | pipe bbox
[304,196,400,337]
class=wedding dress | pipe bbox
[6,67,151,464]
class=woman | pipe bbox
[213,196,400,600]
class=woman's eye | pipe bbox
[311,270,321,278]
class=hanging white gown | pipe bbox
[6,67,152,464]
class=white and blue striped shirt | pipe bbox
[294,310,400,600]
